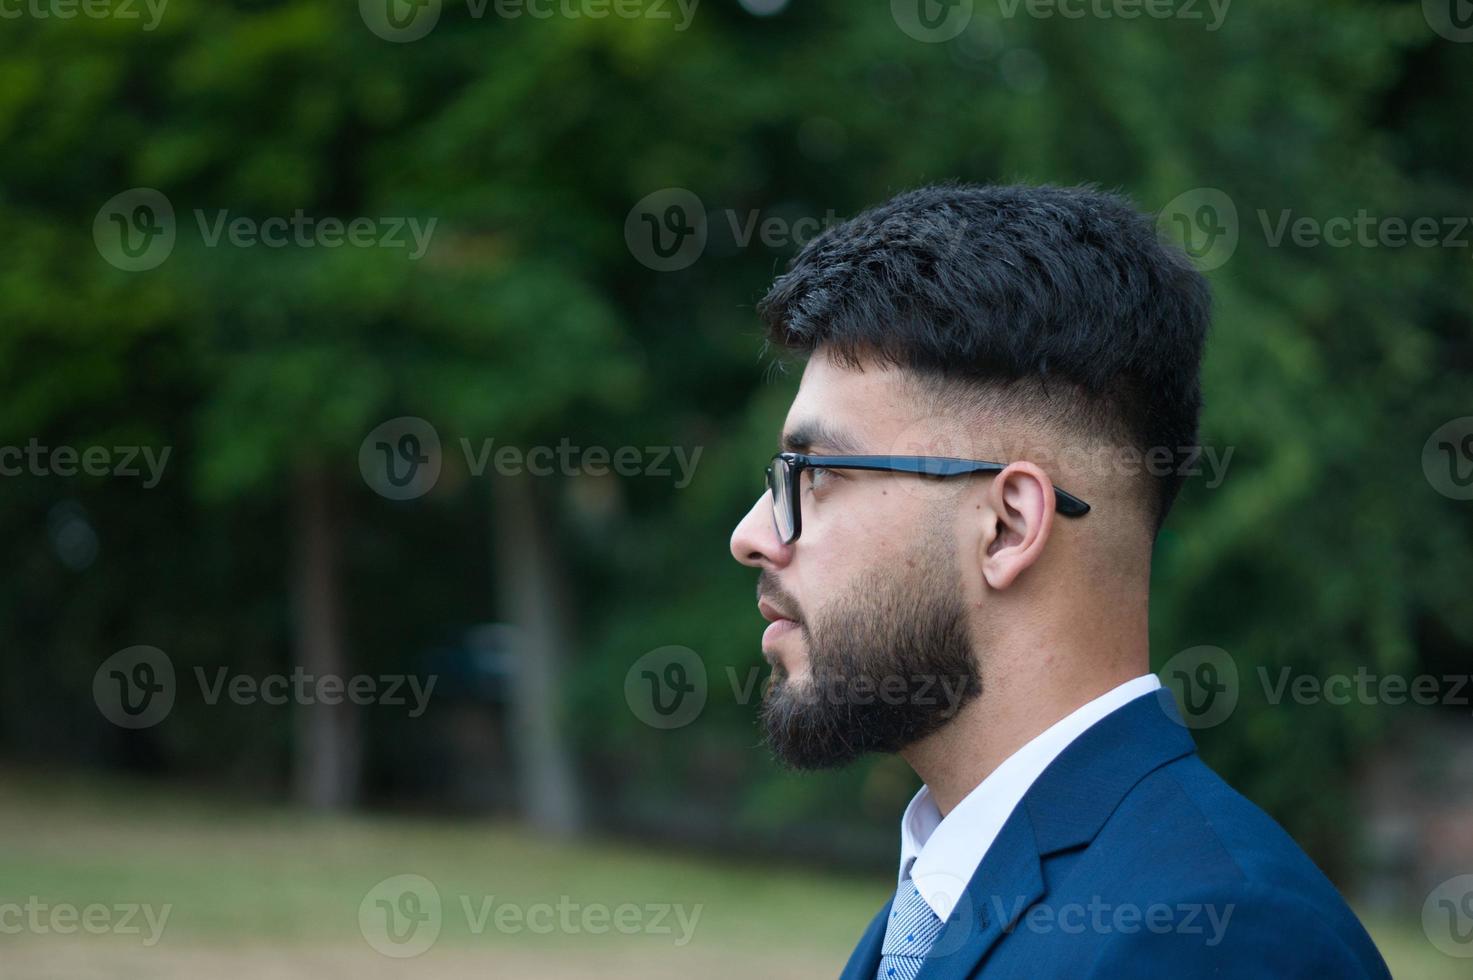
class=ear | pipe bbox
[979,462,1055,590]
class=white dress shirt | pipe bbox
[897,673,1163,921]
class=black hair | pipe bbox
[756,182,1211,530]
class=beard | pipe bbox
[756,554,983,770]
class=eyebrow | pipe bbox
[780,420,865,455]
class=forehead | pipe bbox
[781,355,924,453]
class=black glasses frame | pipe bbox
[764,451,1090,545]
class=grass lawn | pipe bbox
[0,771,1454,978]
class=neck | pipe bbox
[900,615,1148,817]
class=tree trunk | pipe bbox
[492,470,583,837]
[290,462,359,810]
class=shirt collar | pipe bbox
[896,673,1163,921]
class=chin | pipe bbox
[765,634,805,665]
[769,649,809,684]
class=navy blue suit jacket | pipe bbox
[840,690,1391,979]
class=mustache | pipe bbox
[756,570,803,623]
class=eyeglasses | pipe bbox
[764,451,1090,545]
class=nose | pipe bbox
[729,492,792,570]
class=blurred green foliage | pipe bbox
[0,0,1469,879]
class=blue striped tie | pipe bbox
[875,878,945,980]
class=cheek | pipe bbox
[796,494,927,610]
[817,481,929,553]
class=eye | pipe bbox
[805,466,837,493]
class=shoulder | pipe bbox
[1074,755,1390,978]
[1079,879,1390,978]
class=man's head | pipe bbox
[729,183,1211,770]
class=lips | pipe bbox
[757,598,798,625]
[757,597,801,655]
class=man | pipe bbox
[728,184,1390,978]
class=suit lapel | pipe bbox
[912,689,1198,979]
[914,807,1046,980]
